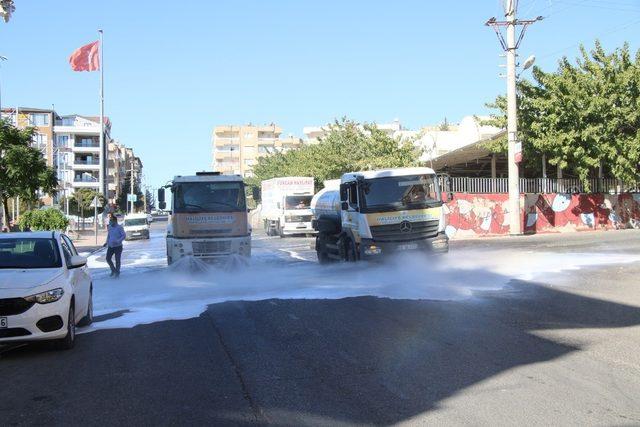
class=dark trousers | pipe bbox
[106,245,123,275]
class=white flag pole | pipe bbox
[98,29,105,202]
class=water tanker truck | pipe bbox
[157,172,251,265]
[310,167,449,262]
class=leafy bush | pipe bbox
[18,208,69,231]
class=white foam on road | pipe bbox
[81,235,640,333]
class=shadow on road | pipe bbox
[2,273,640,425]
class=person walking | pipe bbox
[105,214,126,277]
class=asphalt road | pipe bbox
[2,226,640,426]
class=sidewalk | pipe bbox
[70,227,107,254]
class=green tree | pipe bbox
[18,208,69,231]
[117,175,143,212]
[485,40,640,189]
[70,188,104,230]
[0,120,58,228]
[249,118,420,199]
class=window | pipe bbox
[348,182,358,206]
[244,159,255,166]
[258,145,275,154]
[361,174,440,211]
[60,240,73,266]
[61,236,79,256]
[30,113,49,126]
[173,181,246,213]
[244,132,253,139]
[33,134,48,154]
[0,238,62,269]
[56,135,69,148]
[124,218,147,227]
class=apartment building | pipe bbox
[211,124,305,177]
[1,108,57,204]
[1,106,144,207]
[53,114,112,201]
[302,119,404,143]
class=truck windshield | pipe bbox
[361,174,441,211]
[124,218,147,227]
[173,182,246,213]
[285,195,312,210]
[0,238,62,269]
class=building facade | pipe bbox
[212,124,305,177]
[1,107,143,208]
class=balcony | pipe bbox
[73,142,100,153]
[73,175,100,188]
[73,158,100,170]
[215,137,240,144]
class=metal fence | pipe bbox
[441,177,640,194]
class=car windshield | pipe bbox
[173,181,246,213]
[125,218,147,226]
[361,174,441,210]
[0,238,62,269]
[285,195,312,210]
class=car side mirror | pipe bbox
[341,201,349,211]
[69,255,87,269]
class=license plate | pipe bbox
[397,243,418,251]
[297,223,306,228]
[133,232,140,236]
[0,317,7,329]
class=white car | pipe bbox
[123,213,150,240]
[0,232,93,350]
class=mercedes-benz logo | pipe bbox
[400,221,412,233]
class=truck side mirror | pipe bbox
[341,201,349,211]
[157,188,166,210]
[339,184,348,202]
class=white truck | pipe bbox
[311,167,449,262]
[158,172,251,265]
[261,177,316,237]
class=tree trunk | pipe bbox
[1,196,10,231]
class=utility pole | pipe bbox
[486,3,542,235]
[130,156,134,214]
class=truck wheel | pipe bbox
[339,237,357,262]
[316,235,330,264]
[345,239,358,262]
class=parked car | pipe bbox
[0,231,93,350]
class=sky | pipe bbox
[0,0,638,189]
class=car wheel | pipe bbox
[78,289,93,327]
[55,303,76,350]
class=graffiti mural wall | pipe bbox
[444,193,640,239]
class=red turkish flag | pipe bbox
[69,41,100,71]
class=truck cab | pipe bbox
[261,177,316,237]
[161,172,251,264]
[312,167,449,262]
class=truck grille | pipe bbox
[288,215,312,223]
[192,240,232,256]
[0,298,35,316]
[370,220,440,242]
